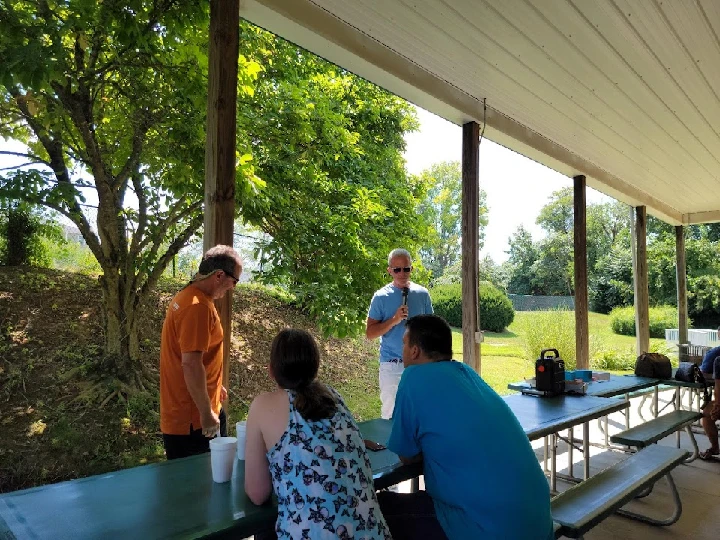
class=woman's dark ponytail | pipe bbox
[270,329,337,421]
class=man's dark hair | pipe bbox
[197,245,242,278]
[405,315,453,359]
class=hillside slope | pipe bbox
[0,267,380,492]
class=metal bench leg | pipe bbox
[551,433,557,493]
[604,415,609,447]
[568,427,574,479]
[583,422,589,480]
[543,436,549,473]
[683,425,700,463]
[653,386,659,418]
[624,393,630,430]
[676,389,682,447]
[634,483,654,499]
[638,394,648,422]
[616,473,683,526]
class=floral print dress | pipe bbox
[267,388,392,539]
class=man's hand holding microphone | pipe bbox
[392,287,410,325]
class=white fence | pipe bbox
[665,328,720,347]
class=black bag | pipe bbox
[634,352,672,379]
[675,361,711,406]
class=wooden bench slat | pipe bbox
[609,410,701,447]
[552,445,688,538]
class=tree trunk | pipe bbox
[98,272,152,390]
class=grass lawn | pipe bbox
[451,311,668,393]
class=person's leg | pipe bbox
[700,400,720,459]
[376,490,448,540]
[163,428,212,460]
[219,407,227,437]
[379,362,404,420]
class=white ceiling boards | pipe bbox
[240,0,720,225]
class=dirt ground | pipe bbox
[0,266,379,493]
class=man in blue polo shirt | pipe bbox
[377,315,553,540]
[366,248,433,419]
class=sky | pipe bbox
[403,107,610,263]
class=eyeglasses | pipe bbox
[223,270,239,285]
[392,267,412,274]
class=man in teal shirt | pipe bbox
[377,315,553,540]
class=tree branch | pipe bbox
[136,212,204,302]
[0,151,48,164]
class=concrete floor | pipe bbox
[544,387,720,540]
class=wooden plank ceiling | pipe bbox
[240,0,720,225]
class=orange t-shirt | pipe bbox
[160,285,224,435]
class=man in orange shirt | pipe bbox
[160,245,242,459]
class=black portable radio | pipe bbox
[535,348,565,395]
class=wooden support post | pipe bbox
[675,226,688,351]
[461,121,480,372]
[205,0,240,410]
[573,176,589,369]
[634,206,650,355]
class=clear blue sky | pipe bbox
[404,107,610,263]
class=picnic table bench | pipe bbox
[610,409,701,461]
[552,445,689,538]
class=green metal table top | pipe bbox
[0,399,630,539]
[660,368,714,389]
[584,375,659,397]
[503,393,629,440]
[0,419,410,540]
[508,374,659,398]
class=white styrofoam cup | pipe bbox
[209,436,237,483]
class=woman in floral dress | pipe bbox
[245,328,392,539]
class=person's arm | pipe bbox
[365,308,406,340]
[181,351,219,434]
[387,371,422,459]
[244,396,274,505]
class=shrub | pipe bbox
[590,340,678,371]
[431,283,462,327]
[609,305,680,338]
[518,309,576,370]
[430,281,515,332]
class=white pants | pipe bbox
[379,362,405,419]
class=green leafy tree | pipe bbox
[506,225,538,295]
[0,1,224,391]
[235,24,429,336]
[536,187,573,236]
[416,161,487,280]
[0,200,62,266]
[589,245,633,313]
[531,235,573,295]
[1,1,429,391]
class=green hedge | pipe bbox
[609,305,680,338]
[430,281,515,333]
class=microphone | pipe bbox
[402,287,409,307]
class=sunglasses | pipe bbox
[391,267,412,274]
[223,269,239,285]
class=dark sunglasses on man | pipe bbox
[392,266,412,274]
[223,269,239,285]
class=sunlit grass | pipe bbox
[450,311,668,392]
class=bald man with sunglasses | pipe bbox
[366,248,433,419]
